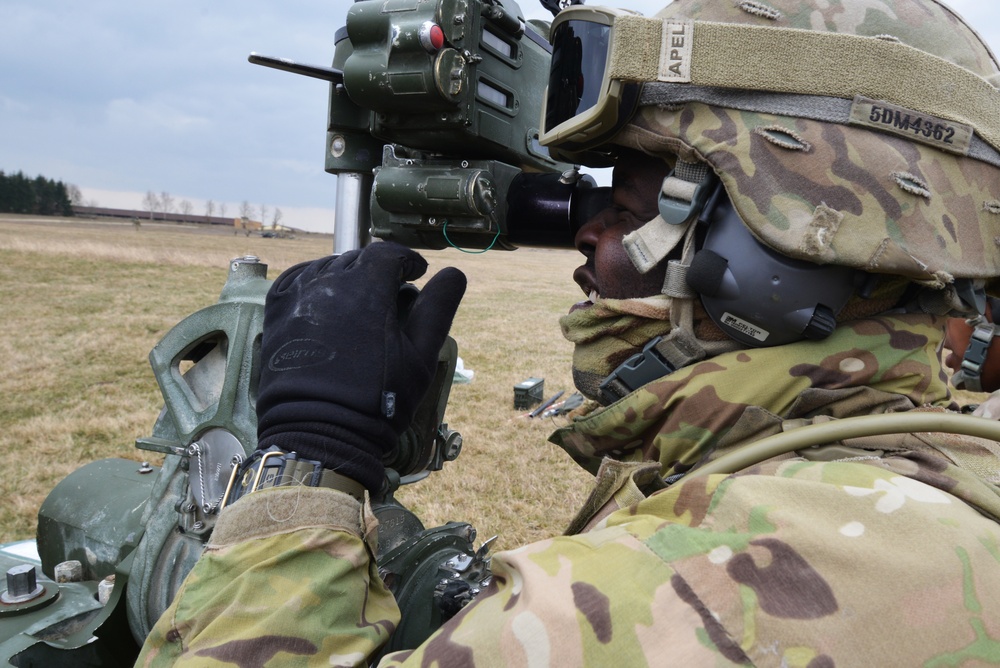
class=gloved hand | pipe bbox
[255,242,467,493]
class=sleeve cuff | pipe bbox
[210,487,369,547]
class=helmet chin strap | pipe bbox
[620,158,715,274]
[599,166,743,404]
[659,207,744,367]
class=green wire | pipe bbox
[442,219,501,254]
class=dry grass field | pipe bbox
[0,214,593,549]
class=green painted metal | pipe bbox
[2,251,473,662]
[0,257,271,664]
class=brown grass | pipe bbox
[0,214,592,549]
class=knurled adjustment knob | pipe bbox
[803,304,837,340]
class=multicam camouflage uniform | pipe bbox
[137,314,1000,666]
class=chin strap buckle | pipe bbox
[621,160,717,277]
[598,333,707,405]
[658,160,716,226]
[599,337,675,405]
[954,319,1000,393]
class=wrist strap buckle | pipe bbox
[221,446,366,507]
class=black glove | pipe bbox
[255,242,467,493]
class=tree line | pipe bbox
[0,171,75,216]
[141,191,282,229]
[0,172,289,231]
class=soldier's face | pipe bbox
[571,152,672,307]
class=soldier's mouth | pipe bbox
[572,266,598,312]
[570,290,599,313]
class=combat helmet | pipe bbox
[541,0,1000,352]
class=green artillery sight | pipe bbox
[250,0,606,252]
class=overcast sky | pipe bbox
[2,0,998,234]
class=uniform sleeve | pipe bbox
[135,486,737,668]
[377,525,745,667]
[135,487,401,668]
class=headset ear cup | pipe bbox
[692,190,858,347]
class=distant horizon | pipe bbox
[75,186,340,235]
[3,0,997,235]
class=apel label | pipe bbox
[721,312,769,342]
[659,20,693,83]
[849,96,973,155]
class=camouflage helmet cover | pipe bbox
[609,0,1000,292]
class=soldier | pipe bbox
[138,0,1000,665]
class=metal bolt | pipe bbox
[2,564,43,604]
[444,432,463,461]
[192,521,205,531]
[54,560,84,583]
[331,135,347,158]
[98,575,115,605]
[138,461,153,474]
[229,256,259,272]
